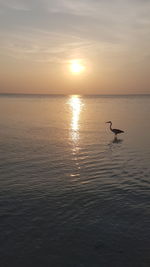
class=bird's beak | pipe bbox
[106,121,109,123]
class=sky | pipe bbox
[0,0,150,95]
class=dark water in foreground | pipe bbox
[0,94,150,267]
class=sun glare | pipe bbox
[70,60,85,74]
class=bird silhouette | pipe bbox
[106,121,124,136]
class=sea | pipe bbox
[0,94,150,267]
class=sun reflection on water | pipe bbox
[68,95,83,179]
[69,95,83,142]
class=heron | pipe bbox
[106,121,124,136]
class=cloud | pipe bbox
[0,0,150,46]
[0,0,31,11]
[0,0,150,92]
[0,29,94,64]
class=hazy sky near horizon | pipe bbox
[0,0,150,94]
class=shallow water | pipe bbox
[0,94,150,267]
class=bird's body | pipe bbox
[106,121,124,136]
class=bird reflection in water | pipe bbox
[112,136,123,144]
[108,137,123,150]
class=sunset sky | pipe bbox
[0,0,150,95]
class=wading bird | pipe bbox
[106,121,124,136]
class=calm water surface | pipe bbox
[0,95,150,267]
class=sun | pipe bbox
[70,60,85,74]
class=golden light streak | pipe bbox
[68,95,83,142]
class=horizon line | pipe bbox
[0,93,150,97]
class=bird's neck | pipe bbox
[109,122,112,131]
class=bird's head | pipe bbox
[106,121,112,124]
